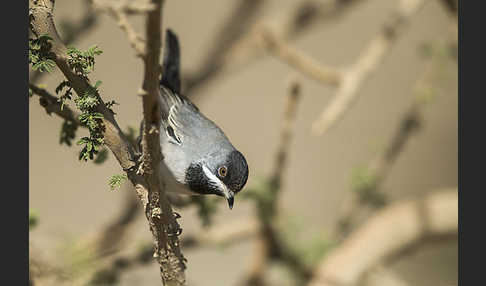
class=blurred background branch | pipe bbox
[311,0,425,136]
[184,0,364,98]
[308,190,457,286]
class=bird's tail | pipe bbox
[160,29,181,95]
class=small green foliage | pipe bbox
[29,87,33,97]
[57,237,98,279]
[350,166,386,207]
[78,136,104,161]
[67,45,103,76]
[190,196,218,227]
[29,34,56,73]
[108,174,127,190]
[60,120,78,146]
[415,86,438,105]
[94,147,109,164]
[299,233,336,267]
[29,209,39,230]
[78,112,104,130]
[55,80,73,110]
[351,166,378,193]
[74,80,105,162]
[279,214,336,269]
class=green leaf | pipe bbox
[108,174,127,190]
[29,209,39,230]
[77,137,90,145]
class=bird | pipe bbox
[155,29,249,210]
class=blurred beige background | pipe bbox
[29,0,457,285]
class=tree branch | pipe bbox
[136,1,186,284]
[29,83,81,126]
[311,0,425,136]
[336,51,443,239]
[242,79,311,285]
[90,0,146,57]
[185,0,364,98]
[29,0,99,84]
[29,0,186,284]
[307,189,457,286]
[183,0,265,94]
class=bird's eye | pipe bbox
[218,166,227,177]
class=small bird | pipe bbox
[156,29,249,209]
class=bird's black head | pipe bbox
[185,150,249,209]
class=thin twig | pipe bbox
[242,79,309,285]
[88,217,259,285]
[261,28,342,86]
[336,101,423,237]
[311,0,425,136]
[90,0,146,57]
[94,190,141,258]
[29,83,81,126]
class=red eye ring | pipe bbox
[218,166,227,177]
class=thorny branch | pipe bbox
[90,0,147,57]
[29,0,186,285]
[136,0,186,284]
[29,0,99,84]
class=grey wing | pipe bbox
[159,86,231,148]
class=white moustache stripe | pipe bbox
[202,165,227,195]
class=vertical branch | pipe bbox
[137,0,186,285]
[270,79,302,191]
[243,79,307,285]
[29,0,186,284]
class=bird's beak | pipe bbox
[222,187,235,210]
